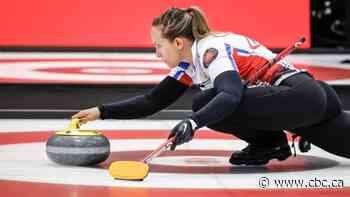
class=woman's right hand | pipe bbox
[72,107,101,124]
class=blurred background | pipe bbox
[0,0,349,119]
[0,0,348,51]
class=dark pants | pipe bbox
[292,81,350,158]
[192,73,350,158]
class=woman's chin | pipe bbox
[165,62,176,68]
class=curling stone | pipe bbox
[46,118,110,166]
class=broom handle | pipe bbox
[270,37,305,65]
[247,36,306,85]
[142,137,175,163]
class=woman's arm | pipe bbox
[191,70,243,128]
[99,76,189,119]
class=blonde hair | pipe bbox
[152,6,211,41]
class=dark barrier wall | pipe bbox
[0,0,310,48]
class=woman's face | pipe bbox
[150,26,181,68]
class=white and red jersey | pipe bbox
[169,33,303,90]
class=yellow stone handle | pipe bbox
[55,118,101,136]
[68,118,81,130]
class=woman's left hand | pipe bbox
[168,119,197,151]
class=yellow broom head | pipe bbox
[108,161,149,181]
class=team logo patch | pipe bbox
[203,48,218,68]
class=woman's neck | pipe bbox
[181,40,194,65]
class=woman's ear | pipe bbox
[174,37,184,50]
